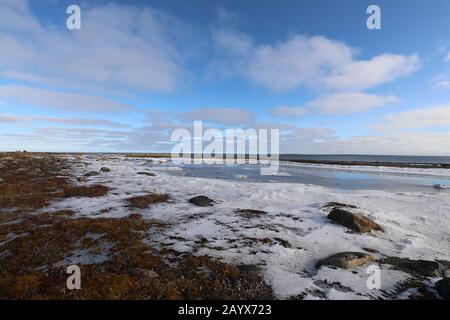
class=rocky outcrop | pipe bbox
[381,257,450,278]
[316,252,374,269]
[137,172,156,177]
[435,278,450,300]
[236,209,267,216]
[322,202,358,209]
[328,208,383,233]
[188,195,215,207]
[100,167,111,173]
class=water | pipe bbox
[280,154,450,164]
[147,161,450,193]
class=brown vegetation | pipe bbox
[128,193,170,209]
[0,152,109,209]
[0,152,272,300]
[63,185,110,198]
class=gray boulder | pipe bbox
[84,171,100,177]
[188,195,215,207]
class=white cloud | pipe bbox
[0,85,133,113]
[239,35,354,91]
[432,74,450,90]
[271,93,398,116]
[272,106,308,117]
[379,104,450,130]
[179,108,255,125]
[211,30,419,92]
[308,92,399,114]
[0,0,43,34]
[33,116,129,128]
[446,52,450,62]
[0,1,201,92]
[0,112,129,128]
[0,113,26,123]
[279,127,450,156]
[324,54,420,91]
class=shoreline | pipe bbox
[2,152,450,169]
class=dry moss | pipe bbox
[63,185,109,198]
[0,153,110,209]
[128,193,170,209]
[0,152,273,300]
[0,209,272,300]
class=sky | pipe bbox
[1,0,450,154]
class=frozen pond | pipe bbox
[147,161,450,193]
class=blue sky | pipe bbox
[1,0,450,154]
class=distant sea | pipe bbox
[280,154,450,164]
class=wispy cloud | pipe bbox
[271,93,398,116]
[178,108,255,126]
[324,54,420,91]
[0,0,202,93]
[0,113,26,123]
[210,29,419,92]
[0,85,133,113]
[0,112,129,128]
[378,104,450,130]
[307,92,399,114]
[272,106,308,117]
[432,74,450,90]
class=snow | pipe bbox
[47,155,450,300]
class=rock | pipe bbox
[362,248,380,254]
[435,278,450,300]
[100,167,111,173]
[328,208,383,233]
[188,195,215,207]
[317,252,374,270]
[129,268,159,279]
[17,168,28,174]
[438,260,450,278]
[236,209,267,216]
[137,172,156,177]
[274,237,292,248]
[323,202,358,209]
[78,176,88,183]
[84,171,100,177]
[382,257,450,278]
